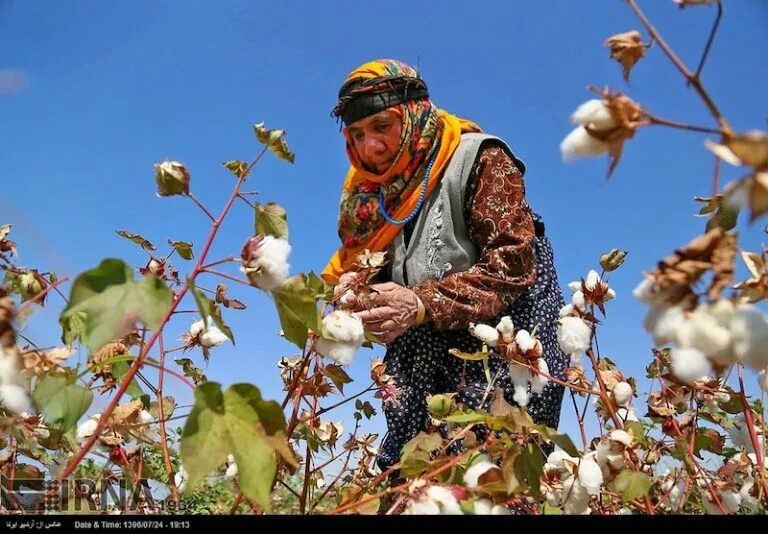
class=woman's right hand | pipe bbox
[333,271,362,311]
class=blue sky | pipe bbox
[2,1,768,448]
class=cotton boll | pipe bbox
[199,325,228,348]
[571,99,617,129]
[515,329,541,356]
[531,359,550,395]
[584,270,601,292]
[670,347,712,385]
[495,316,515,342]
[189,319,205,338]
[315,339,357,366]
[758,369,768,392]
[561,476,591,515]
[633,278,663,304]
[572,291,587,311]
[557,317,592,355]
[404,486,464,515]
[652,306,687,346]
[137,410,155,426]
[472,499,510,515]
[240,235,292,291]
[175,466,188,492]
[321,310,364,345]
[577,459,604,496]
[77,416,101,442]
[616,407,639,423]
[730,305,768,371]
[661,478,684,511]
[569,353,584,368]
[560,126,609,161]
[463,458,498,489]
[612,382,633,407]
[0,384,31,415]
[559,304,575,318]
[547,450,577,471]
[225,462,238,481]
[676,306,733,365]
[469,323,499,347]
[508,363,531,407]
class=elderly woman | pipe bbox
[322,59,568,472]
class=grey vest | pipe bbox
[390,133,525,287]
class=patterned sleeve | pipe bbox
[412,143,537,330]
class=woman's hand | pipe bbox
[333,271,364,311]
[354,282,425,343]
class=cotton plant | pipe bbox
[468,315,549,407]
[0,345,32,416]
[542,450,604,515]
[402,481,466,515]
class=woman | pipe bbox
[322,59,568,473]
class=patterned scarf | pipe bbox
[322,59,481,284]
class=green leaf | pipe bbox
[3,271,21,295]
[306,271,333,302]
[59,311,86,346]
[515,443,543,499]
[448,348,490,361]
[149,397,177,421]
[222,160,249,179]
[111,360,144,399]
[613,470,651,502]
[542,502,564,515]
[115,230,156,252]
[188,278,234,344]
[718,394,745,414]
[181,382,284,512]
[33,375,93,430]
[547,432,580,458]
[694,428,725,458]
[322,365,352,394]
[361,401,376,419]
[60,259,172,353]
[168,240,194,261]
[400,431,443,460]
[253,122,295,164]
[255,202,288,240]
[271,275,320,350]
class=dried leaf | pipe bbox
[115,230,156,252]
[490,387,514,417]
[749,172,768,222]
[215,283,247,310]
[604,30,646,82]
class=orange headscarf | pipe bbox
[322,60,481,284]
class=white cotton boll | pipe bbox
[241,236,291,291]
[175,466,188,492]
[531,359,549,395]
[728,413,764,452]
[721,491,742,514]
[633,277,663,304]
[584,270,601,292]
[642,304,664,335]
[676,306,734,365]
[463,458,498,489]
[495,316,515,342]
[77,416,100,442]
[559,304,575,318]
[557,317,592,355]
[404,499,440,515]
[707,299,736,327]
[670,347,712,385]
[137,410,155,425]
[612,382,633,407]
[616,407,639,423]
[472,499,510,515]
[571,99,617,129]
[0,384,32,415]
[227,454,235,465]
[739,478,759,514]
[189,319,206,338]
[321,310,365,345]
[315,340,357,366]
[758,369,768,392]
[605,288,616,302]
[560,126,609,161]
[561,476,591,515]
[569,353,583,368]
[469,323,499,347]
[661,478,684,511]
[547,450,576,470]
[608,430,633,448]
[545,488,561,507]
[568,281,583,293]
[199,325,228,348]
[572,291,588,311]
[508,363,531,407]
[423,486,464,515]
[0,348,23,386]
[577,459,604,496]
[652,306,687,346]
[225,462,238,481]
[730,305,768,371]
[515,329,538,354]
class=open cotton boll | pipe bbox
[572,291,587,311]
[584,270,601,291]
[175,466,188,492]
[472,499,510,515]
[316,311,365,366]
[651,306,687,346]
[730,305,768,371]
[531,359,549,395]
[199,325,228,348]
[495,316,515,342]
[315,340,357,366]
[404,486,464,515]
[616,407,639,423]
[758,369,768,393]
[577,459,604,496]
[612,381,633,407]
[76,415,101,442]
[0,384,32,415]
[633,277,664,304]
[560,127,609,161]
[463,457,498,489]
[225,462,238,481]
[561,476,591,515]
[557,317,592,355]
[515,329,541,355]
[469,323,499,347]
[670,347,712,385]
[240,235,292,291]
[675,306,734,365]
[559,304,575,318]
[571,99,617,129]
[661,478,685,511]
[508,363,531,406]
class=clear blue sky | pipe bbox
[2,1,767,445]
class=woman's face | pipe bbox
[346,109,403,174]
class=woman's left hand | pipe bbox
[354,282,421,343]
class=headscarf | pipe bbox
[321,59,481,284]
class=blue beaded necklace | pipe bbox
[378,140,441,226]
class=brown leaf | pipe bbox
[749,172,768,222]
[214,283,247,310]
[490,387,514,417]
[586,88,646,178]
[674,0,717,7]
[727,131,768,169]
[109,399,143,426]
[604,30,646,82]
